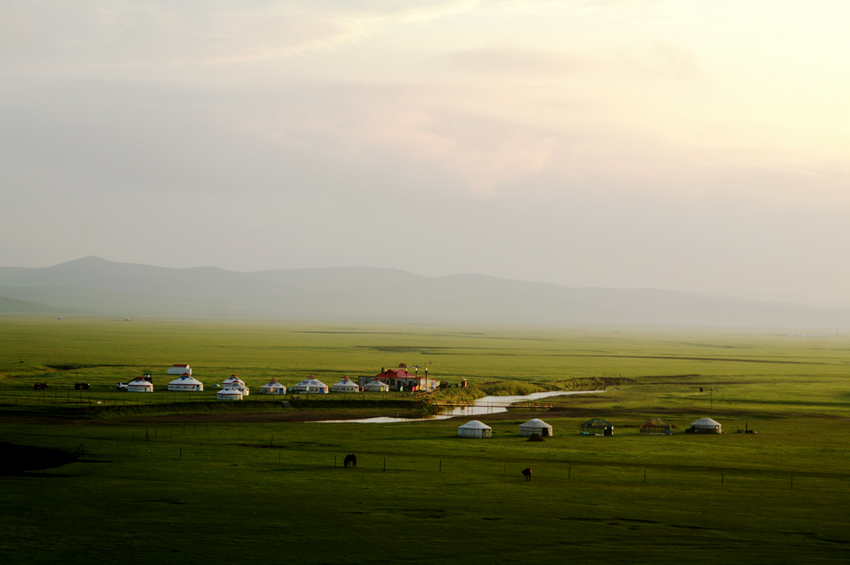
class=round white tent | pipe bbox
[168,376,204,391]
[222,375,245,387]
[458,420,492,438]
[221,375,249,395]
[290,377,329,394]
[362,380,389,392]
[127,378,153,393]
[518,418,553,437]
[688,417,722,434]
[332,376,359,393]
[217,388,243,401]
[260,379,286,395]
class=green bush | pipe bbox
[481,380,543,396]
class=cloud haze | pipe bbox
[2,1,850,306]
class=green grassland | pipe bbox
[1,317,850,564]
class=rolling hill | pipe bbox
[1,256,848,329]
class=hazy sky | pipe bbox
[2,1,850,305]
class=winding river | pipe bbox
[318,390,605,423]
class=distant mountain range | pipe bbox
[1,256,849,329]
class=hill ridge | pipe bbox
[1,257,848,328]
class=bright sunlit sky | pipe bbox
[2,1,850,305]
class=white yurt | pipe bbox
[167,364,192,376]
[260,379,286,395]
[458,420,492,438]
[332,376,360,393]
[689,417,722,434]
[127,378,153,393]
[222,375,245,387]
[518,418,554,437]
[168,375,204,391]
[221,375,249,395]
[289,376,329,394]
[362,380,390,392]
[216,388,243,401]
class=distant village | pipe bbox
[115,363,728,438]
[117,363,455,399]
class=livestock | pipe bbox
[522,468,532,482]
[344,454,357,468]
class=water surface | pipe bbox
[318,390,604,423]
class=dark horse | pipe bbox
[344,454,357,468]
[522,468,532,482]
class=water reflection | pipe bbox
[317,390,604,423]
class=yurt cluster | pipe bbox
[122,364,436,401]
[457,416,724,438]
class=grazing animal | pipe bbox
[344,454,357,468]
[522,468,532,482]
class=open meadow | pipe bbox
[1,317,850,564]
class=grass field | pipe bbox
[1,317,849,564]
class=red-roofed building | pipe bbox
[358,367,438,392]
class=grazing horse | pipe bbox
[522,468,532,482]
[344,454,357,468]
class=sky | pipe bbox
[2,1,850,306]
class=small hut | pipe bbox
[332,376,359,393]
[362,380,390,392]
[290,376,329,394]
[127,377,153,393]
[222,375,249,395]
[688,417,721,434]
[458,420,492,438]
[260,378,286,395]
[168,376,204,391]
[518,418,553,437]
[580,418,614,436]
[640,417,672,435]
[216,388,243,401]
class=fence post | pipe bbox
[383,458,386,472]
[568,466,571,479]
